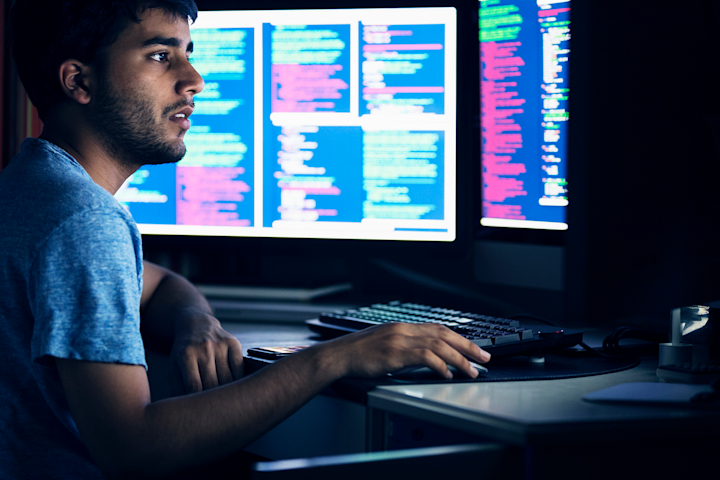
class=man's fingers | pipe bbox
[173,338,244,392]
[384,325,488,378]
[179,353,204,393]
[402,335,469,378]
[215,348,234,385]
[414,324,492,364]
[213,339,244,385]
[443,331,491,362]
[330,322,492,380]
[413,347,454,379]
[228,341,245,380]
[197,348,220,390]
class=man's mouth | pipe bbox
[169,105,194,130]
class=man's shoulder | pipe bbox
[3,138,133,222]
[14,138,116,204]
[0,138,138,260]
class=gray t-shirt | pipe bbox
[0,138,146,478]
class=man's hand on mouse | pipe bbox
[320,323,491,380]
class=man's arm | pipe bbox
[139,261,244,394]
[56,322,490,479]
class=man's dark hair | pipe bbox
[11,0,199,120]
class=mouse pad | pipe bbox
[245,352,641,404]
[387,353,640,384]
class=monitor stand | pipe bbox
[200,283,357,324]
[145,249,353,302]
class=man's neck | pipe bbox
[39,108,137,195]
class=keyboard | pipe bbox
[306,301,583,357]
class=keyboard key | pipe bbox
[492,333,521,345]
[454,317,474,324]
[519,329,534,340]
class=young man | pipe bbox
[0,1,490,478]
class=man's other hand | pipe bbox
[168,309,244,395]
[140,261,244,395]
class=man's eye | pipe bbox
[150,52,169,62]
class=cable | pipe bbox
[508,314,662,359]
[602,326,667,357]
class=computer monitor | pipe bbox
[116,1,470,250]
[479,0,570,232]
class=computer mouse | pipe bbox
[467,361,489,374]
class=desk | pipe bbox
[148,321,720,478]
[367,360,720,445]
[366,360,720,479]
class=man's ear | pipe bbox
[58,59,94,105]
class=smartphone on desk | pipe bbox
[246,346,309,361]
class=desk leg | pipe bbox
[366,407,390,452]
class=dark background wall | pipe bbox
[565,0,720,328]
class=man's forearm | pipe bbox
[58,323,490,479]
[57,341,345,479]
[140,268,214,344]
[143,344,342,475]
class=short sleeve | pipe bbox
[28,208,147,369]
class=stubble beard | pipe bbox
[91,77,189,169]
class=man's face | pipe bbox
[90,8,204,167]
